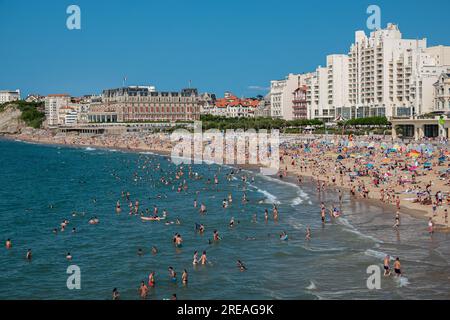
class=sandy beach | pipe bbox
[5,128,450,231]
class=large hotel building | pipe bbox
[88,86,201,123]
[270,23,450,122]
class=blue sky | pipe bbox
[1,0,449,97]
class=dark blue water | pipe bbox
[0,138,449,300]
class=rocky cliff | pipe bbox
[0,105,27,134]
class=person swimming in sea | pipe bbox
[174,234,183,248]
[168,267,177,282]
[393,212,400,228]
[393,257,402,277]
[138,281,148,299]
[237,260,247,271]
[148,271,155,288]
[66,252,72,261]
[5,239,12,249]
[182,270,188,285]
[137,248,143,256]
[199,203,207,214]
[213,230,221,241]
[383,255,391,276]
[193,251,199,265]
[305,227,311,241]
[200,251,208,265]
[151,246,158,255]
[26,249,32,261]
[229,217,235,228]
[112,288,120,300]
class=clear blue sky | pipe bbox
[1,0,449,98]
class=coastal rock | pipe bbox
[0,105,26,134]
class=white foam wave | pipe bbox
[306,281,317,290]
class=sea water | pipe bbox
[0,139,449,300]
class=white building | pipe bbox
[346,23,450,119]
[433,73,450,112]
[270,73,310,120]
[0,90,20,103]
[45,94,70,127]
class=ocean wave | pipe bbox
[342,228,382,243]
[255,187,280,205]
[364,249,388,260]
[85,147,96,151]
[306,281,317,290]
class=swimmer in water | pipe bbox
[393,257,402,277]
[213,230,221,241]
[138,281,148,299]
[53,228,58,234]
[193,251,199,265]
[148,271,155,288]
[198,224,205,234]
[393,212,400,228]
[182,270,188,285]
[151,246,158,255]
[237,260,247,271]
[383,255,391,276]
[112,288,120,300]
[264,209,269,222]
[26,249,32,261]
[137,248,143,256]
[5,239,12,249]
[305,227,311,241]
[168,267,177,282]
[200,251,208,265]
[229,217,235,228]
[66,252,72,260]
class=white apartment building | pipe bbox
[346,23,450,119]
[433,73,450,112]
[270,73,310,120]
[0,90,20,103]
[45,94,70,126]
[305,68,328,120]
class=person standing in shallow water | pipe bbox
[112,288,120,300]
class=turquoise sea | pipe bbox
[0,138,449,300]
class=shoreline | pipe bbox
[2,131,449,232]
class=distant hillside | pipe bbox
[0,101,45,133]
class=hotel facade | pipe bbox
[88,86,201,123]
[270,23,450,123]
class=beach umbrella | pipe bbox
[408,166,418,172]
[366,163,374,168]
[337,155,344,161]
[424,162,432,168]
[382,158,390,163]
